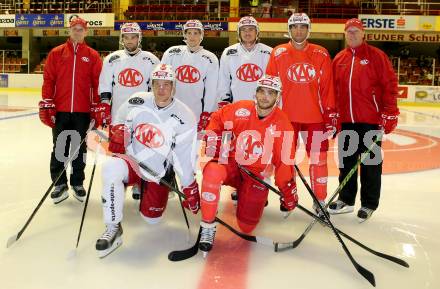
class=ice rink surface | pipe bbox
[1,89,439,289]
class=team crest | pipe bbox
[287,63,317,83]
[119,68,144,87]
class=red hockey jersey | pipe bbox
[266,42,335,123]
[205,100,296,189]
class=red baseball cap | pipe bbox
[345,18,364,31]
[69,17,87,29]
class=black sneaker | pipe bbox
[51,184,69,204]
[357,207,374,223]
[72,185,86,202]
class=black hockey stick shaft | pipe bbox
[75,131,101,248]
[7,120,96,248]
[168,226,202,262]
[173,175,190,232]
[239,165,376,286]
[279,135,383,250]
[296,204,409,267]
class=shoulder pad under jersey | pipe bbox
[226,48,238,56]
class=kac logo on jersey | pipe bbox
[118,68,144,87]
[237,133,264,160]
[134,123,165,148]
[287,63,316,83]
[175,65,201,83]
[236,63,263,82]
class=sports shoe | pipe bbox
[357,207,374,223]
[327,200,354,215]
[131,184,140,200]
[51,184,69,204]
[199,221,217,257]
[313,200,330,221]
[96,223,123,258]
[72,185,86,202]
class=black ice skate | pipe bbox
[95,223,123,258]
[72,185,86,202]
[199,221,217,258]
[51,184,69,204]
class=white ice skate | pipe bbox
[199,221,217,258]
[95,223,123,258]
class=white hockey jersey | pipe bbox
[218,43,272,103]
[98,49,160,121]
[161,45,219,119]
[113,92,197,187]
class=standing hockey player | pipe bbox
[39,17,102,204]
[329,19,399,222]
[217,16,272,105]
[96,22,160,199]
[95,64,200,258]
[265,13,337,217]
[199,75,298,255]
[161,19,219,133]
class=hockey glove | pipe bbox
[108,124,131,154]
[198,111,211,133]
[279,180,298,212]
[38,99,56,128]
[91,102,111,128]
[323,108,339,138]
[204,132,223,161]
[380,112,398,134]
[182,180,200,214]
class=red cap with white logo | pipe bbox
[69,17,87,29]
[345,18,364,31]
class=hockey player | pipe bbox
[161,19,219,133]
[217,16,272,105]
[95,64,200,258]
[198,75,298,255]
[265,13,338,217]
[95,22,160,199]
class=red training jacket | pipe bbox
[42,38,102,113]
[332,41,399,124]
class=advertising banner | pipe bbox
[0,14,15,28]
[114,21,228,31]
[15,14,64,28]
[65,13,115,28]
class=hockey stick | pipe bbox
[238,165,376,287]
[172,174,191,242]
[278,134,383,251]
[7,120,96,248]
[68,131,103,258]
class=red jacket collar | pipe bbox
[66,38,86,51]
[347,41,367,56]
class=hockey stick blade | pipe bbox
[239,165,376,287]
[215,217,274,247]
[6,234,18,248]
[168,227,201,262]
